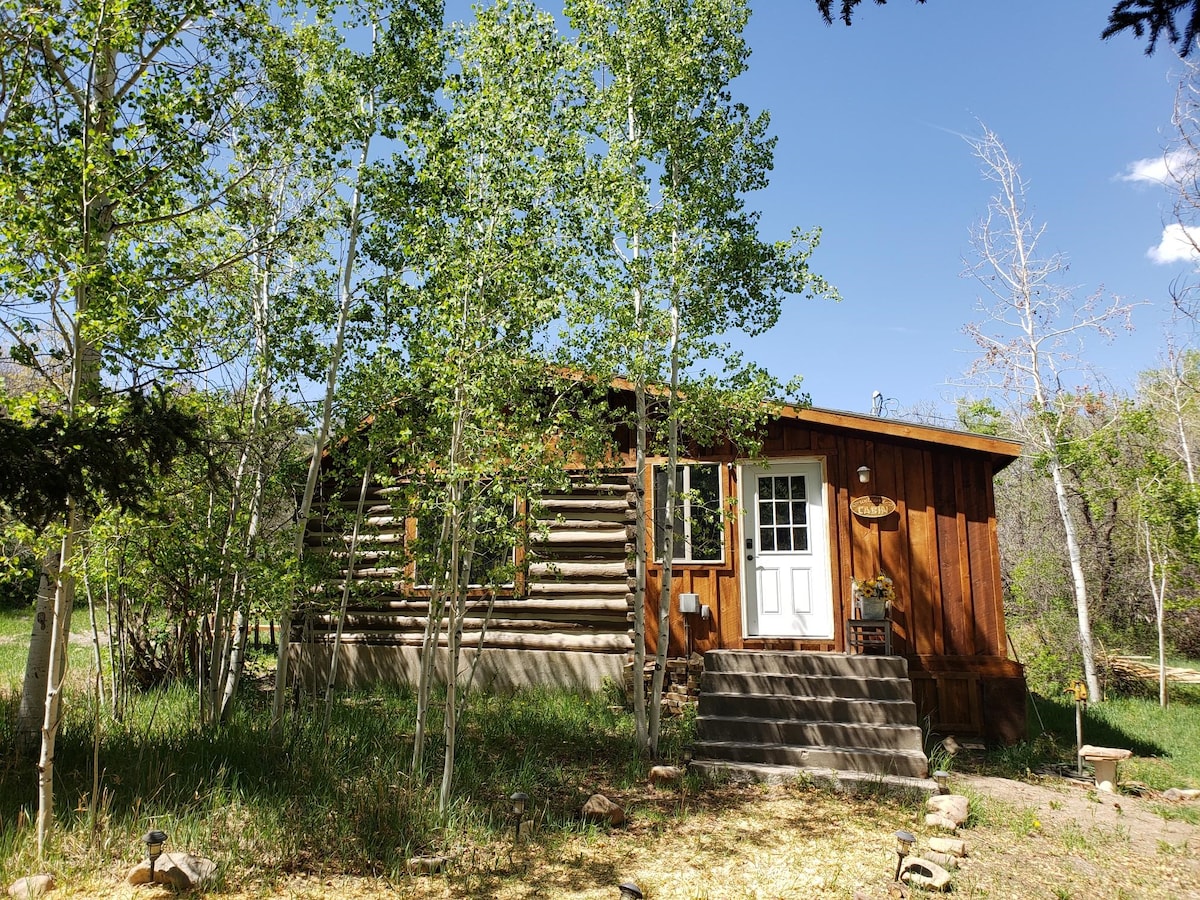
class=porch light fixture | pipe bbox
[618,883,644,900]
[933,770,950,794]
[510,791,530,843]
[857,465,871,484]
[142,829,168,878]
[893,829,915,882]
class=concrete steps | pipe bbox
[693,650,935,789]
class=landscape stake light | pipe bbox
[142,830,168,878]
[933,770,950,794]
[509,792,529,843]
[893,829,915,882]
[618,883,643,899]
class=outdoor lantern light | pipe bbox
[933,770,950,794]
[142,829,168,878]
[618,883,644,900]
[510,792,530,842]
[893,829,915,882]
[857,465,871,484]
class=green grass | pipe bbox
[978,683,1200,790]
[0,671,688,885]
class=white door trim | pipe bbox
[738,457,835,639]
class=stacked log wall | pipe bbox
[293,473,637,691]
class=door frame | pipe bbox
[737,456,836,640]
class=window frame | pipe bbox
[652,462,726,565]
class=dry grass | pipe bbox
[33,775,1200,900]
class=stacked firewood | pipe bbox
[624,653,705,715]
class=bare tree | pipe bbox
[962,125,1137,703]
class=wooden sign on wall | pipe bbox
[850,495,897,519]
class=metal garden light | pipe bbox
[933,769,950,794]
[509,791,529,843]
[618,883,644,899]
[142,829,168,879]
[893,829,915,882]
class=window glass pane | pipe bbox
[760,528,775,551]
[794,528,809,552]
[792,501,807,525]
[790,475,807,500]
[759,477,773,500]
[777,502,790,525]
[759,501,774,525]
[777,530,792,552]
[774,476,789,499]
[690,465,723,561]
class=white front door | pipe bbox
[741,460,834,638]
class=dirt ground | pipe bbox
[37,771,1200,900]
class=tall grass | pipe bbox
[0,673,682,884]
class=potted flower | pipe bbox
[852,573,895,620]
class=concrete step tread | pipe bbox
[689,760,938,797]
[693,738,929,761]
[699,690,915,705]
[695,713,923,732]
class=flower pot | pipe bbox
[859,596,887,620]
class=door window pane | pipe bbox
[757,474,811,554]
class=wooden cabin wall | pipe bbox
[296,474,637,690]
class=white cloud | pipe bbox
[1121,150,1199,186]
[1148,223,1200,263]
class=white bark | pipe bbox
[271,130,371,736]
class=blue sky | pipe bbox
[731,1,1190,418]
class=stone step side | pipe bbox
[696,715,926,754]
[702,671,914,702]
[694,739,930,778]
[703,649,908,679]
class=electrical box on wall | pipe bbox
[678,593,700,615]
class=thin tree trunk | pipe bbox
[272,131,371,737]
[323,456,374,729]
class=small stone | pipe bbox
[928,836,967,857]
[926,794,970,826]
[924,850,959,870]
[582,793,626,826]
[1163,788,1200,802]
[406,856,448,875]
[924,812,959,832]
[8,875,54,898]
[940,736,961,757]
[900,856,952,891]
[648,765,684,786]
[126,852,216,890]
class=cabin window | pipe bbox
[413,501,516,589]
[653,464,723,563]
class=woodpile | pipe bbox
[1105,655,1200,685]
[625,653,705,715]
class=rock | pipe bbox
[926,794,970,826]
[582,793,625,826]
[924,813,959,832]
[1163,788,1200,802]
[940,736,961,757]
[928,836,967,857]
[648,765,684,786]
[8,875,54,898]
[126,852,216,890]
[406,856,449,875]
[924,850,959,870]
[900,857,952,891]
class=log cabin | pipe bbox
[295,384,1027,744]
